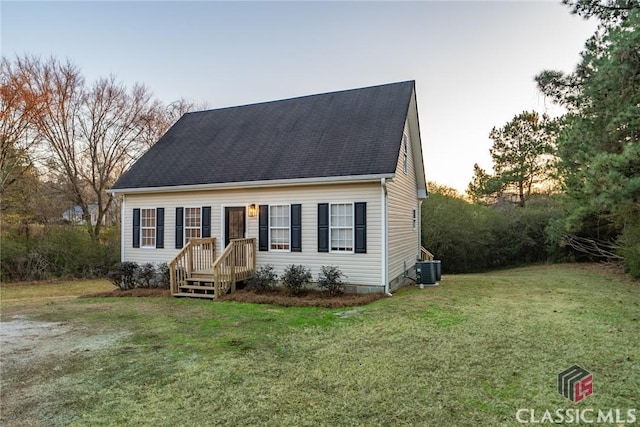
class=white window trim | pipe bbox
[403,132,409,175]
[269,203,291,252]
[184,206,202,244]
[140,207,156,249]
[329,202,355,254]
[412,208,417,231]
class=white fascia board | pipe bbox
[107,173,396,195]
[408,87,428,199]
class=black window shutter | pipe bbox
[258,205,269,251]
[175,207,184,249]
[156,208,164,249]
[133,208,140,248]
[202,206,211,238]
[355,202,367,253]
[291,204,302,252]
[318,203,329,253]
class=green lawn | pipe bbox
[1,265,638,426]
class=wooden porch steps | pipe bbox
[169,237,256,300]
[173,292,216,299]
[180,284,215,290]
[179,280,216,296]
[185,277,214,284]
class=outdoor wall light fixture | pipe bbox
[248,204,257,217]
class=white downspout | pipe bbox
[418,199,423,260]
[382,178,391,296]
[120,194,126,262]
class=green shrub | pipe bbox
[0,237,32,281]
[136,263,156,288]
[422,187,566,273]
[5,250,51,282]
[421,191,496,273]
[107,262,138,290]
[107,262,172,290]
[281,264,312,296]
[247,264,278,293]
[317,265,346,296]
[155,263,170,289]
[0,225,120,282]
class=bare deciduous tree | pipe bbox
[2,55,205,239]
[17,56,163,240]
[0,57,41,194]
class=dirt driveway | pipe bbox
[0,315,128,426]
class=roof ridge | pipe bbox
[187,80,415,115]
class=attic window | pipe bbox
[403,133,409,174]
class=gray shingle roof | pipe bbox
[111,81,415,190]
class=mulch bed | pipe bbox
[218,288,385,308]
[81,287,384,307]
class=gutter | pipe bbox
[108,173,395,195]
[382,177,392,296]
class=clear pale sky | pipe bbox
[1,1,597,193]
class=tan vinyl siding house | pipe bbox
[110,81,428,295]
[122,183,383,288]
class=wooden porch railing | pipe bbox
[168,237,216,294]
[213,238,256,297]
[421,246,434,261]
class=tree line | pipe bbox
[1,56,204,240]
[426,0,640,276]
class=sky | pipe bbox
[1,1,597,193]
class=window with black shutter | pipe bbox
[259,204,301,252]
[318,202,366,254]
